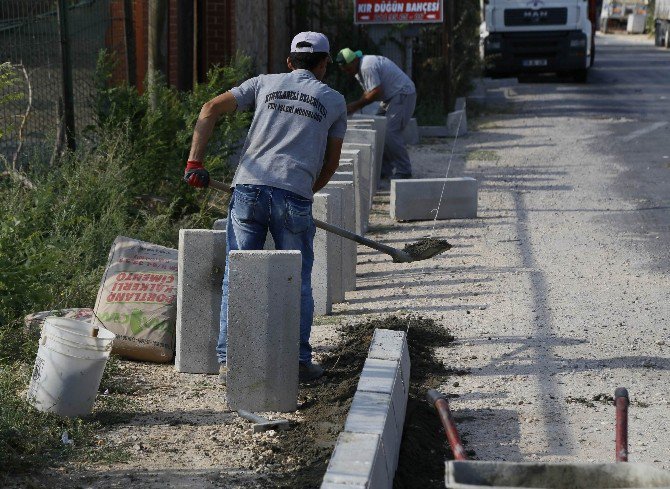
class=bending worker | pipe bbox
[336,47,416,180]
[184,32,347,383]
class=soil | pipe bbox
[6,316,456,489]
[272,315,456,488]
[403,238,453,261]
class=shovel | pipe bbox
[208,179,451,263]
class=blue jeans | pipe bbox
[216,184,316,365]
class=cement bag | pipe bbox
[24,308,94,336]
[93,236,177,362]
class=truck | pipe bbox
[480,0,597,82]
[599,0,647,33]
[655,0,670,46]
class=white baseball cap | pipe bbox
[290,31,331,56]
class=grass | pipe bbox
[0,343,132,476]
[0,57,254,477]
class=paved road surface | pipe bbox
[332,32,670,470]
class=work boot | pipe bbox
[218,363,228,385]
[393,173,412,179]
[299,362,324,383]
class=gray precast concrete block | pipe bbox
[447,109,467,137]
[226,250,301,412]
[342,145,371,233]
[320,483,366,489]
[338,161,353,172]
[368,329,411,393]
[316,188,344,304]
[340,148,366,235]
[213,219,226,231]
[324,181,357,292]
[344,127,382,189]
[176,229,227,374]
[344,390,399,478]
[455,96,466,112]
[466,78,486,106]
[390,177,478,221]
[403,118,420,145]
[322,432,390,488]
[312,193,335,315]
[353,114,388,196]
[347,119,375,129]
[357,358,408,448]
[330,171,354,182]
[344,129,377,204]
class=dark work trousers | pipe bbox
[377,91,417,178]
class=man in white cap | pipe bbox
[184,32,347,383]
[336,48,416,180]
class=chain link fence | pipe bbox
[0,0,111,169]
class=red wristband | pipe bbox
[186,160,204,170]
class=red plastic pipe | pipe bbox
[614,387,629,462]
[427,389,467,460]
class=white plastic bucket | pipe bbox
[27,317,115,417]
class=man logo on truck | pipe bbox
[524,9,549,21]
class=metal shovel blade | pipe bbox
[403,238,453,262]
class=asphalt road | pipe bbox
[513,32,670,270]
[336,31,670,472]
[447,32,670,467]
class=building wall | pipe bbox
[234,1,269,73]
[204,0,233,70]
[269,0,293,73]
[107,0,296,91]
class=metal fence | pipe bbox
[0,0,111,169]
[290,0,456,124]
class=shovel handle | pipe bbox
[427,389,467,460]
[207,179,412,263]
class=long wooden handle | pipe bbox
[207,179,411,262]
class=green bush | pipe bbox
[0,53,254,475]
[0,62,23,141]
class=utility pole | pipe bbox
[123,0,136,86]
[147,0,166,111]
[56,0,76,151]
[442,0,455,113]
[193,0,199,87]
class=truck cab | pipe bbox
[480,0,596,81]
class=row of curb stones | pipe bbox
[321,329,411,488]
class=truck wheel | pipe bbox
[573,69,588,83]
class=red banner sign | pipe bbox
[354,0,444,24]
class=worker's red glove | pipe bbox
[184,160,210,188]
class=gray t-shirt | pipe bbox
[230,69,347,200]
[355,55,416,102]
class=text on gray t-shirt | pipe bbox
[230,69,347,200]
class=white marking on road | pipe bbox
[622,122,668,142]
